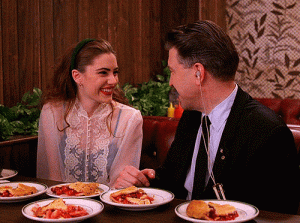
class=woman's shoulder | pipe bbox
[114,102,142,120]
[42,101,63,109]
[114,102,139,113]
[41,101,66,115]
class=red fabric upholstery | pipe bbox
[288,125,300,155]
[280,99,300,125]
[140,116,179,170]
[255,98,300,125]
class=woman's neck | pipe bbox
[76,98,100,117]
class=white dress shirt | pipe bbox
[184,84,238,200]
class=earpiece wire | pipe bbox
[199,75,226,200]
[199,85,217,186]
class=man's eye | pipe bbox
[99,71,108,75]
[114,71,119,76]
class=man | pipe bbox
[114,20,300,214]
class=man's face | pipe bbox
[168,48,199,110]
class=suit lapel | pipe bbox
[174,110,203,177]
[212,87,251,182]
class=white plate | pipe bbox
[46,182,109,198]
[175,200,259,223]
[22,198,104,223]
[100,187,174,211]
[0,169,18,180]
[0,182,48,203]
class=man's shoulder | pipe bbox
[242,98,285,127]
[233,87,285,127]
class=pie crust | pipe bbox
[186,200,239,221]
[110,186,153,205]
[68,182,100,196]
[51,182,101,196]
[0,183,37,197]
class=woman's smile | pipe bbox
[100,87,115,96]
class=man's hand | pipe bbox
[113,165,155,189]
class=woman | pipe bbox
[37,39,143,187]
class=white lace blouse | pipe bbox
[36,100,143,186]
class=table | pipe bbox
[1,175,300,223]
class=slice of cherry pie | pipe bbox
[110,186,154,205]
[186,200,239,221]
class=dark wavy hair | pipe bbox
[42,39,128,132]
[165,20,239,81]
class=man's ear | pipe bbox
[72,69,82,85]
[193,63,205,86]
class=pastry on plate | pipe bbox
[0,183,37,197]
[32,198,88,219]
[186,200,239,221]
[110,186,154,205]
[51,182,101,196]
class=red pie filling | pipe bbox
[208,204,239,221]
[51,186,80,196]
[114,191,154,204]
[0,190,12,197]
[32,204,88,219]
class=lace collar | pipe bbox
[73,98,114,118]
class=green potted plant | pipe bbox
[0,88,42,141]
[123,61,171,116]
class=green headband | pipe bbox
[70,38,96,75]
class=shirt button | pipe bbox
[221,155,225,160]
[220,148,224,153]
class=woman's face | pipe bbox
[76,53,119,109]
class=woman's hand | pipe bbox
[113,165,155,189]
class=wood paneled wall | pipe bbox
[199,0,226,31]
[0,0,224,107]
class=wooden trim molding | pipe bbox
[0,135,38,147]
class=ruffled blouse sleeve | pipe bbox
[108,106,143,186]
[36,103,64,181]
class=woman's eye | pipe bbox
[113,71,119,76]
[98,71,108,75]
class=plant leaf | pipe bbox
[288,71,300,76]
[287,3,296,9]
[285,54,290,68]
[285,78,295,88]
[293,58,300,67]
[273,3,284,9]
[275,68,285,79]
[257,27,265,38]
[254,71,263,80]
[260,14,267,26]
[271,10,283,16]
[248,33,255,44]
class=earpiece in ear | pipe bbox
[196,71,201,78]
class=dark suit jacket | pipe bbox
[153,87,300,214]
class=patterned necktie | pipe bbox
[192,115,211,199]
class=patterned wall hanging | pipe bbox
[226,0,300,99]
